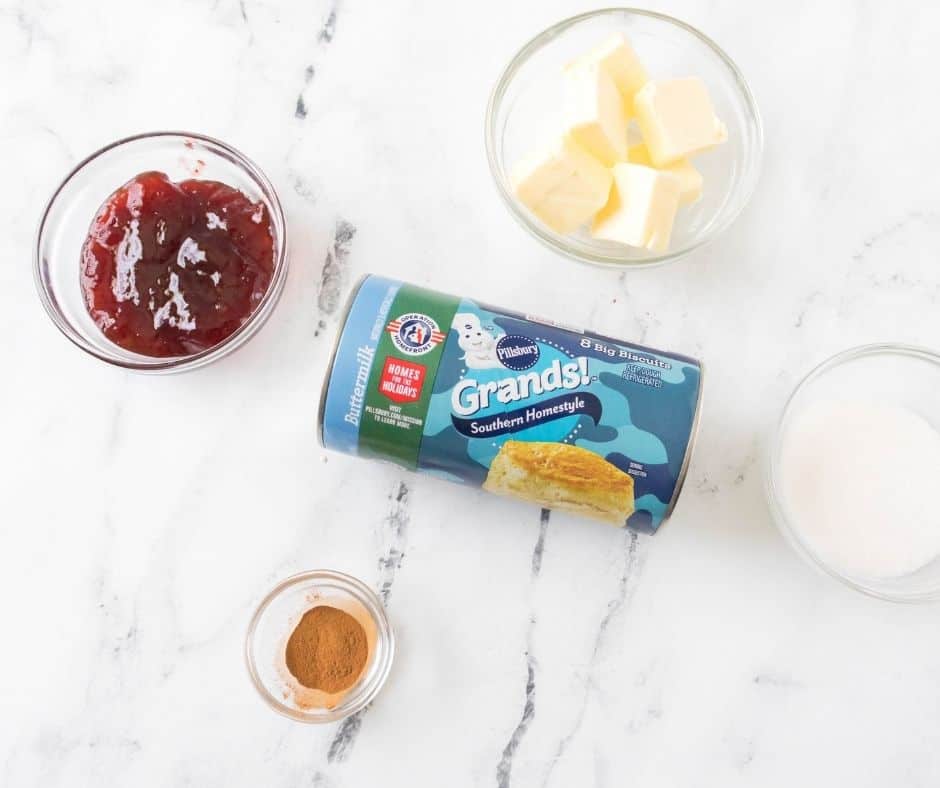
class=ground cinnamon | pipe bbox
[284,605,368,693]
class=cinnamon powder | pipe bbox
[285,605,368,693]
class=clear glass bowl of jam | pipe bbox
[35,131,288,373]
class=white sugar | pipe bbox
[778,398,940,579]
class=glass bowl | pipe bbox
[766,345,940,602]
[34,131,288,373]
[485,8,763,268]
[245,569,395,723]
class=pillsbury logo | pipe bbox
[387,313,445,355]
[496,334,540,371]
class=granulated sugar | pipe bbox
[778,398,940,579]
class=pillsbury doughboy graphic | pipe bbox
[451,312,503,369]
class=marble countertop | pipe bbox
[3,0,940,785]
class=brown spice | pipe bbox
[285,605,368,693]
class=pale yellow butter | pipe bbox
[627,143,702,206]
[511,135,613,234]
[634,77,727,166]
[591,163,681,252]
[567,32,648,103]
[563,63,628,167]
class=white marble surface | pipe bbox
[3,0,940,785]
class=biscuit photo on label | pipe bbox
[483,440,635,525]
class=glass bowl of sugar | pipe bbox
[767,345,940,602]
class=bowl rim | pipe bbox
[244,568,396,723]
[33,130,289,373]
[484,7,764,269]
[765,343,940,603]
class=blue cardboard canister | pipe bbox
[319,274,703,533]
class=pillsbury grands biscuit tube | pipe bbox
[318,275,703,533]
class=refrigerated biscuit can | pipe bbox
[318,274,703,532]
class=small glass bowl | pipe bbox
[485,8,763,268]
[766,345,940,602]
[34,131,288,373]
[245,569,395,723]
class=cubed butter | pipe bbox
[591,162,680,252]
[567,32,648,103]
[563,63,628,167]
[627,143,702,206]
[634,77,727,166]
[511,135,613,234]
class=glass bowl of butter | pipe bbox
[486,9,763,268]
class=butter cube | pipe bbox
[634,78,727,166]
[591,163,681,252]
[627,143,703,206]
[564,63,628,167]
[512,136,613,234]
[568,33,648,102]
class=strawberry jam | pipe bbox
[81,171,275,357]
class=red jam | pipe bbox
[81,171,275,357]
